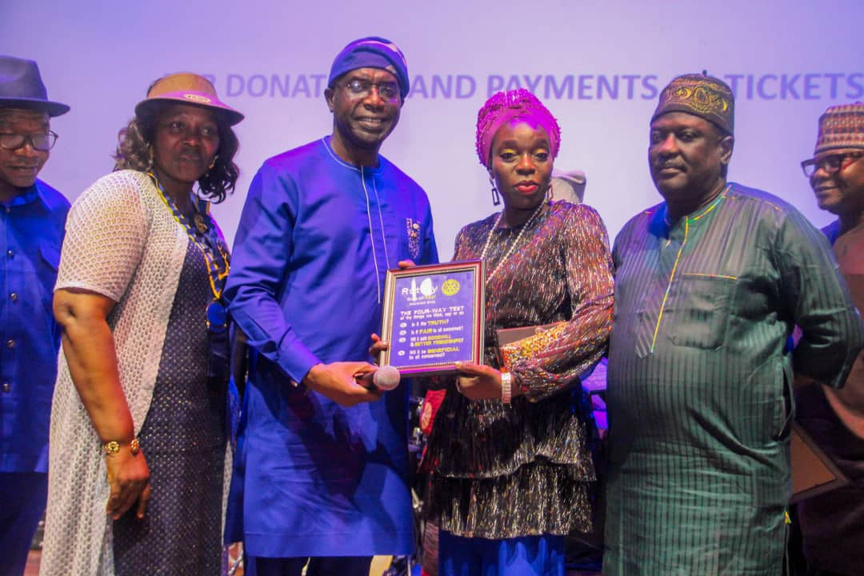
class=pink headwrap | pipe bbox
[475,89,561,168]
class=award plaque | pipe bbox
[379,260,485,376]
[790,421,849,504]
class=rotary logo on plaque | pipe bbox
[441,278,460,296]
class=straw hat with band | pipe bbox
[135,73,243,126]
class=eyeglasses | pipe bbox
[801,152,864,178]
[0,131,58,152]
[339,79,401,102]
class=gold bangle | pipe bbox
[103,438,140,457]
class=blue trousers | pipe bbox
[439,530,565,576]
[0,472,47,576]
[246,555,372,576]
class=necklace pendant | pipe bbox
[206,299,228,333]
[194,213,209,234]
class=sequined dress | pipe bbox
[423,200,614,539]
[112,240,227,575]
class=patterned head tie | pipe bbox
[814,102,864,154]
[476,88,561,168]
[652,73,734,136]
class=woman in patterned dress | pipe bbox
[41,73,243,575]
[420,89,615,576]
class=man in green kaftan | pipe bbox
[604,74,864,576]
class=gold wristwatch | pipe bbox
[103,438,140,457]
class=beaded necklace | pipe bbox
[147,172,230,302]
[479,201,545,281]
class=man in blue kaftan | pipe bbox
[224,37,438,576]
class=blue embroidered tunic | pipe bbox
[225,137,438,557]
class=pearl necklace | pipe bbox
[479,202,546,281]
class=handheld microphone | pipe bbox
[356,365,401,391]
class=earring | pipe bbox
[490,184,501,206]
[546,184,553,202]
[208,155,219,171]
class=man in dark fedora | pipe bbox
[604,74,864,574]
[0,55,70,575]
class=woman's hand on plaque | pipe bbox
[453,362,503,401]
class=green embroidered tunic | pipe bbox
[605,184,864,575]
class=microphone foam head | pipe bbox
[374,365,401,391]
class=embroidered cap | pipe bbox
[328,36,410,100]
[814,102,864,154]
[135,73,244,126]
[653,73,734,135]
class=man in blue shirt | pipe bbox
[0,56,70,576]
[225,37,438,576]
